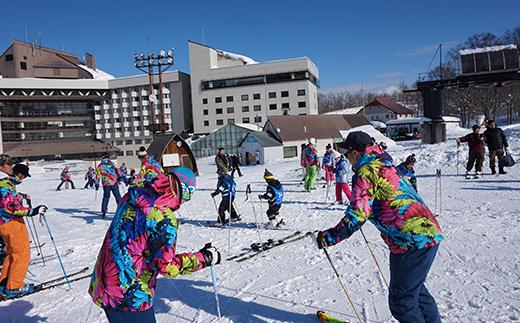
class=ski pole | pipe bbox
[30,217,45,266]
[439,169,443,218]
[456,143,460,176]
[246,184,262,243]
[209,265,222,320]
[227,196,233,255]
[360,229,388,289]
[41,214,71,289]
[318,241,363,323]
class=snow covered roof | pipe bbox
[365,97,415,115]
[78,64,115,80]
[387,116,460,126]
[324,106,364,115]
[370,121,387,128]
[459,44,518,55]
[235,123,263,132]
[217,50,258,65]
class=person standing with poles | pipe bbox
[457,125,485,179]
[0,155,48,299]
[332,151,351,205]
[56,166,75,190]
[215,148,229,175]
[303,138,320,192]
[316,131,444,323]
[211,172,240,225]
[96,154,122,217]
[258,169,285,229]
[89,154,221,322]
[483,120,509,175]
[322,144,335,190]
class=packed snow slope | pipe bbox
[1,127,520,322]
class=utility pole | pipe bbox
[134,49,174,135]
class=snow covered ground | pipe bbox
[1,127,520,323]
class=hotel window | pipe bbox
[226,96,234,102]
[242,117,250,123]
[202,98,208,104]
[268,92,276,98]
[5,54,13,62]
[203,109,209,116]
[145,138,152,144]
[254,116,262,123]
[20,62,27,70]
[253,105,261,112]
[215,97,222,103]
[269,104,277,110]
[298,101,306,108]
[126,151,134,156]
[204,120,209,126]
[241,94,249,101]
[297,89,306,96]
[134,139,143,144]
[281,91,289,97]
[253,93,261,100]
[125,140,133,145]
[227,107,234,113]
[282,103,290,110]
[116,141,123,145]
[227,118,235,124]
[216,108,223,114]
[216,119,224,126]
[242,106,249,112]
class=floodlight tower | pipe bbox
[133,49,174,134]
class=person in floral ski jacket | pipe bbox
[88,154,221,323]
[317,131,443,323]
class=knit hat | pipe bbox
[332,151,342,161]
[170,166,196,202]
[472,125,480,131]
[263,169,275,180]
[326,143,332,149]
[405,154,416,166]
[309,138,317,145]
[0,154,15,166]
[337,131,373,152]
[137,146,147,158]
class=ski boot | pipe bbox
[474,171,481,179]
[465,171,471,179]
[2,283,35,299]
[499,168,507,175]
[230,215,241,222]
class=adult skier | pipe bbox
[230,155,243,177]
[84,166,98,189]
[457,125,485,179]
[96,154,122,217]
[483,120,508,175]
[88,155,221,322]
[258,169,284,228]
[332,151,351,204]
[0,157,48,299]
[396,154,418,191]
[303,138,320,191]
[215,148,228,175]
[317,131,444,323]
[300,143,307,184]
[211,172,240,225]
[322,144,334,189]
[56,166,75,190]
[118,162,129,186]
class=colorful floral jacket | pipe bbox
[60,168,71,181]
[304,145,319,167]
[333,155,350,184]
[88,156,208,312]
[120,164,128,177]
[0,176,31,224]
[322,145,444,254]
[85,167,96,180]
[96,159,121,187]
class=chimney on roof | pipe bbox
[85,52,96,70]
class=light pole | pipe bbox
[134,49,174,135]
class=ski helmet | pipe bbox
[170,167,196,202]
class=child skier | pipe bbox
[258,169,285,229]
[303,138,320,191]
[211,172,240,225]
[332,151,352,204]
[88,155,221,322]
[57,166,75,190]
[84,166,98,189]
[96,154,122,217]
[317,131,443,323]
[396,154,418,191]
[118,162,129,186]
[128,168,136,186]
[322,144,334,189]
[457,125,485,178]
[0,158,48,299]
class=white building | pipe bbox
[95,71,192,162]
[188,41,319,134]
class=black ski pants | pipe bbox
[466,152,484,172]
[218,197,238,223]
[266,204,281,221]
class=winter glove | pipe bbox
[210,191,218,198]
[258,194,264,200]
[29,205,48,217]
[315,231,329,249]
[200,243,221,266]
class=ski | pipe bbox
[0,267,90,301]
[226,231,303,261]
[317,310,348,323]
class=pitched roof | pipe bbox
[239,132,282,147]
[365,97,414,115]
[264,114,369,142]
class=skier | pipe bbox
[332,151,351,204]
[396,154,418,191]
[322,144,334,189]
[303,138,320,191]
[258,169,285,228]
[56,166,75,190]
[118,162,129,186]
[84,166,98,189]
[317,131,443,323]
[128,168,136,186]
[211,172,240,225]
[96,154,122,217]
[300,143,307,184]
[457,125,485,179]
[483,120,508,175]
[88,155,221,322]
[0,157,48,299]
[215,148,228,176]
[230,155,243,177]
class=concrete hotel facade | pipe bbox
[188,41,319,134]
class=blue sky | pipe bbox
[1,0,519,93]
